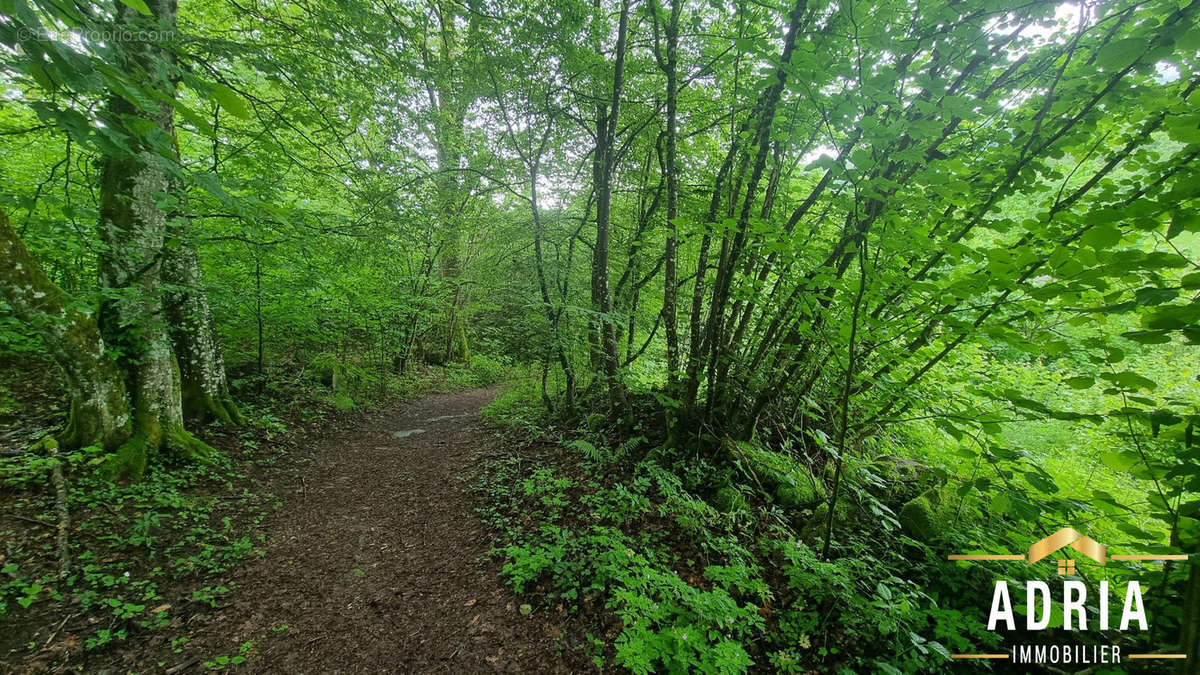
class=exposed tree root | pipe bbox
[166,424,217,462]
[98,434,153,481]
[47,441,71,578]
[185,390,246,426]
[85,425,218,482]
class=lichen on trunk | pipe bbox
[85,0,220,479]
[0,210,132,451]
[1,204,215,482]
[163,206,243,425]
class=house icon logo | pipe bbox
[950,527,1185,570]
[1026,528,1105,565]
[944,527,1191,664]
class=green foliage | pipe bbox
[713,486,747,514]
[897,493,938,543]
[2,0,1200,668]
[481,378,549,439]
[0,406,291,654]
[474,444,995,672]
[730,442,825,508]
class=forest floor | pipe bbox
[92,387,582,673]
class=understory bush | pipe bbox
[472,425,1009,673]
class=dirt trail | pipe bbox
[148,388,572,673]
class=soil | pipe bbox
[96,387,585,673]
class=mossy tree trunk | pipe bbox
[92,0,215,480]
[0,0,221,479]
[163,203,243,425]
[0,211,132,451]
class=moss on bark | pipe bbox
[0,210,134,453]
[164,216,243,426]
[98,419,217,482]
[99,433,153,482]
[181,388,245,426]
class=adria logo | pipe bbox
[946,528,1190,666]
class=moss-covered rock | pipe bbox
[714,486,748,513]
[331,392,356,411]
[798,498,856,543]
[775,483,822,508]
[899,492,939,542]
[727,441,825,508]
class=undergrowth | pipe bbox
[0,401,288,663]
[0,353,511,668]
[472,382,1181,673]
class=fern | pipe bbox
[565,438,607,462]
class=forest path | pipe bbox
[162,388,570,673]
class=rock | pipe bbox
[899,492,939,542]
[727,442,825,508]
[798,499,853,542]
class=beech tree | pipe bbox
[1,0,233,478]
[2,0,1198,668]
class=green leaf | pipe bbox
[1095,37,1148,70]
[1121,330,1171,345]
[172,100,215,137]
[1134,287,1179,306]
[119,0,154,16]
[210,83,251,120]
[1168,211,1200,239]
[1101,451,1140,472]
[1150,409,1182,428]
[1024,471,1059,494]
[1063,376,1093,390]
[1081,224,1122,250]
[1092,490,1131,513]
[1099,371,1157,391]
[1116,521,1157,540]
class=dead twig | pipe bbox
[48,443,71,577]
[43,612,76,647]
[4,514,56,528]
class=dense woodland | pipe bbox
[1,0,1199,671]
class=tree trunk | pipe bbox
[93,0,212,479]
[0,211,131,451]
[426,0,475,364]
[690,0,807,428]
[591,0,632,410]
[163,214,243,425]
[660,0,681,393]
[531,170,577,412]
